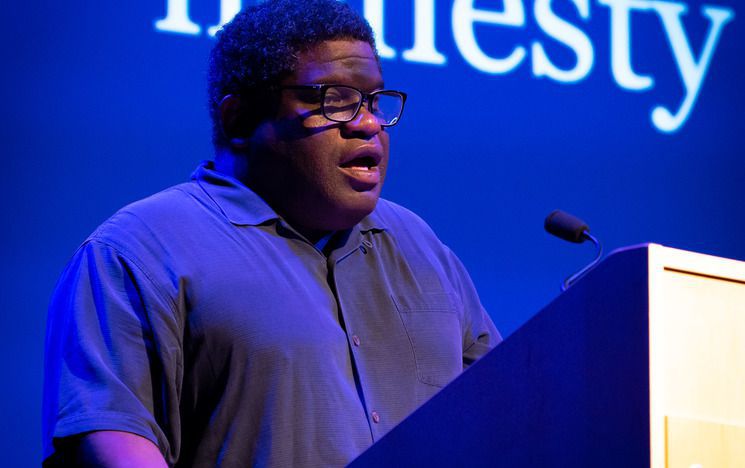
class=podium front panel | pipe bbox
[648,245,745,468]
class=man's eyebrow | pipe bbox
[307,77,386,91]
[336,54,379,60]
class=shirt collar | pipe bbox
[192,161,279,226]
[191,160,387,232]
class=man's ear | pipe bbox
[219,94,252,148]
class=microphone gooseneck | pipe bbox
[544,210,604,291]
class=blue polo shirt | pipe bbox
[43,161,500,467]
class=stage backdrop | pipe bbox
[2,0,742,464]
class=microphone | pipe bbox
[544,210,603,291]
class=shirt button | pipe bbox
[371,410,380,424]
[352,335,361,347]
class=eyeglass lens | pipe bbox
[323,86,403,126]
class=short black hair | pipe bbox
[207,0,378,148]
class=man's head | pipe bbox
[207,0,378,147]
[208,0,405,240]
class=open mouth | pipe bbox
[338,153,382,188]
[339,155,378,170]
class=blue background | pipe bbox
[2,0,742,464]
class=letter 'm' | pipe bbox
[402,0,447,65]
[155,0,202,35]
[365,0,397,59]
[208,0,242,37]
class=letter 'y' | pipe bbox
[649,2,734,133]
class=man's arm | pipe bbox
[43,240,182,465]
[443,247,502,366]
[73,431,168,468]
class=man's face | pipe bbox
[248,40,389,237]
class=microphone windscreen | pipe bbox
[544,209,589,243]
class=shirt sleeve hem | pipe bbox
[52,411,163,451]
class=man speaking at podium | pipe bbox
[42,0,499,465]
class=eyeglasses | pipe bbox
[278,84,407,127]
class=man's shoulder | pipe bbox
[88,181,208,252]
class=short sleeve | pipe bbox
[42,240,183,465]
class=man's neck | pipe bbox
[214,149,331,245]
[291,224,332,246]
[214,148,250,182]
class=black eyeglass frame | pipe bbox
[277,84,408,127]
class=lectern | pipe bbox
[351,244,745,467]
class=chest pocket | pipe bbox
[393,293,463,388]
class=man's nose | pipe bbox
[342,105,382,138]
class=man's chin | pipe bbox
[324,195,381,231]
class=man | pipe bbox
[42,0,500,466]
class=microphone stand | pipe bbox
[561,231,603,291]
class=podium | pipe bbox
[351,244,745,467]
